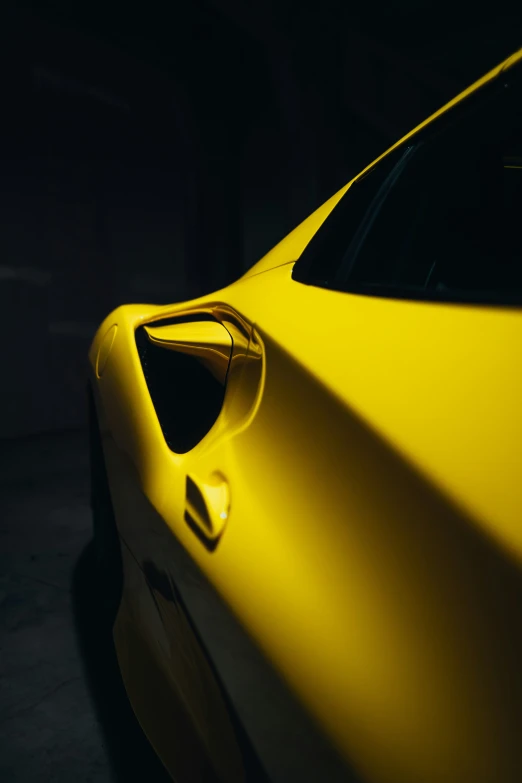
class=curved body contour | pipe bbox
[89,49,522,783]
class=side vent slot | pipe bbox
[135,316,228,454]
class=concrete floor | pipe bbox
[0,430,170,782]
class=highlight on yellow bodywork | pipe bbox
[95,323,118,378]
[144,321,233,385]
[239,185,351,279]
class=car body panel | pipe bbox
[89,48,522,783]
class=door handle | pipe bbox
[184,473,230,547]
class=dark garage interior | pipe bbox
[1,1,522,780]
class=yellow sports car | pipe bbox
[88,49,522,783]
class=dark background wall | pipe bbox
[0,1,521,438]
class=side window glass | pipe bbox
[339,79,522,301]
[291,146,407,285]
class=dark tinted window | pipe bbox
[293,73,522,304]
[291,146,407,286]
